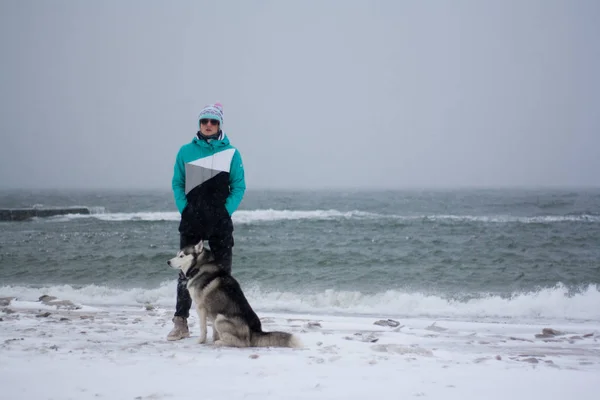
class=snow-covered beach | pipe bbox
[1,295,599,400]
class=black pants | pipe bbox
[174,229,234,318]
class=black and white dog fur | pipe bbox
[167,241,301,348]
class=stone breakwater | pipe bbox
[0,207,90,221]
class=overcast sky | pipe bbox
[1,0,598,190]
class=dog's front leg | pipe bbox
[196,306,208,344]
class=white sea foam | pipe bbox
[233,209,379,223]
[246,284,600,322]
[46,209,600,224]
[423,214,600,223]
[2,282,598,323]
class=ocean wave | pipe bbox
[234,209,378,223]
[246,283,600,322]
[54,211,180,222]
[46,209,379,223]
[420,214,600,223]
[1,283,598,323]
[44,209,600,224]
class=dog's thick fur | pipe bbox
[167,241,301,348]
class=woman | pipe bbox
[167,102,246,341]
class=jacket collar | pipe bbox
[193,131,230,148]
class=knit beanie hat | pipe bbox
[198,102,224,127]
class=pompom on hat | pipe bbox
[198,102,224,127]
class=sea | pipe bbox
[1,188,599,324]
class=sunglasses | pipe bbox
[200,119,220,126]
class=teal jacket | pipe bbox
[172,133,245,218]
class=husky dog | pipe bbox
[167,241,301,348]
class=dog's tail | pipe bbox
[251,331,302,348]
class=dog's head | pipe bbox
[167,240,208,275]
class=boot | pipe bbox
[167,316,190,341]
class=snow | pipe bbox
[1,296,599,400]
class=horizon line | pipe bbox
[1,185,600,192]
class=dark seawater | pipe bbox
[1,188,599,321]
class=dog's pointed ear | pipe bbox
[194,240,204,253]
